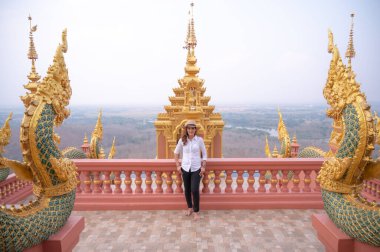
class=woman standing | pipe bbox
[174,120,207,220]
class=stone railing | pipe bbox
[0,174,33,204]
[73,158,325,210]
[362,179,380,203]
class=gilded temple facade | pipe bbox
[154,3,224,159]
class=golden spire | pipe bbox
[98,146,105,159]
[92,109,103,140]
[108,137,116,159]
[345,13,356,67]
[265,136,271,158]
[184,2,197,51]
[27,15,41,83]
[83,133,89,144]
[272,145,279,158]
[292,133,298,144]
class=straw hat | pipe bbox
[184,120,196,127]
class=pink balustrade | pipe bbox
[0,174,33,205]
[362,179,380,203]
[73,158,325,210]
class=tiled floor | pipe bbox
[73,209,325,252]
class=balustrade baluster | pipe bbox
[236,170,244,193]
[303,170,311,192]
[363,180,368,193]
[135,171,143,193]
[103,171,112,193]
[258,170,266,193]
[174,171,183,193]
[291,170,301,192]
[247,170,255,193]
[0,187,5,200]
[213,170,221,193]
[155,171,163,193]
[269,170,278,192]
[371,181,376,196]
[124,171,132,193]
[83,171,92,193]
[165,172,173,193]
[202,171,210,193]
[10,182,16,195]
[93,171,102,193]
[76,171,82,193]
[225,170,233,193]
[113,171,122,193]
[145,171,153,193]
[280,170,289,192]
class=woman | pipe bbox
[174,120,207,220]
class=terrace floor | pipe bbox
[72,209,325,252]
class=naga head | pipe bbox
[36,29,71,126]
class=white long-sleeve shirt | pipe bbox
[174,135,207,172]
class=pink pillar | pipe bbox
[83,171,92,193]
[225,170,233,193]
[92,171,102,193]
[247,170,255,193]
[165,172,173,193]
[258,170,266,193]
[113,171,122,193]
[291,170,301,192]
[202,171,210,193]
[236,170,244,193]
[155,171,163,193]
[103,171,112,193]
[145,171,153,193]
[174,171,183,193]
[135,171,143,193]
[281,170,289,192]
[303,170,312,192]
[213,170,221,193]
[269,170,278,193]
[124,171,132,194]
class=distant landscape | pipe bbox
[1,103,379,161]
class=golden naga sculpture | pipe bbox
[0,17,78,251]
[265,109,297,158]
[62,110,116,159]
[317,19,380,246]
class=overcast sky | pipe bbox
[0,0,379,108]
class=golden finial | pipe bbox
[272,145,279,158]
[184,2,197,51]
[108,137,116,159]
[92,109,103,140]
[83,133,89,144]
[292,133,298,144]
[98,146,105,159]
[345,13,356,67]
[27,15,40,83]
[265,136,271,158]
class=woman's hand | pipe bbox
[200,166,206,176]
[177,165,182,174]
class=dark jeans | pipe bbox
[181,168,202,212]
